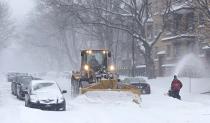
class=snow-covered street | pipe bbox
[1,74,210,123]
[1,0,210,123]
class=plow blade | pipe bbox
[80,79,141,104]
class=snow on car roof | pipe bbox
[123,77,146,83]
[31,80,57,85]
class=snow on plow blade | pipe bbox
[80,79,141,104]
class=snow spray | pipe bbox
[173,53,207,77]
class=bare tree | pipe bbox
[24,0,172,78]
[73,0,172,79]
[187,0,210,47]
[23,0,84,70]
[193,0,210,19]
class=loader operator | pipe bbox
[89,55,100,71]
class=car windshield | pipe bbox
[21,78,32,86]
[33,82,57,91]
[87,51,106,66]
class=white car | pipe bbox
[25,80,67,111]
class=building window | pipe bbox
[174,0,181,3]
[154,24,159,35]
[147,24,153,40]
[154,47,159,59]
[166,45,171,57]
[199,13,205,25]
[173,0,187,3]
[186,12,194,32]
[166,20,171,32]
[174,43,181,57]
[173,14,182,33]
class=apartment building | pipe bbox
[152,0,210,76]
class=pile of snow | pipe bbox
[157,50,166,55]
[161,33,196,41]
[202,46,210,50]
[1,74,210,123]
[73,91,138,105]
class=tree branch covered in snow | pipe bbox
[24,0,172,78]
[195,0,210,19]
[23,0,85,70]
[71,0,172,78]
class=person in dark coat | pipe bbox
[168,75,183,100]
[89,55,100,71]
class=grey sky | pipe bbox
[7,0,35,20]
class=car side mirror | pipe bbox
[62,90,67,94]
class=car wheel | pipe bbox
[16,94,19,99]
[62,104,66,111]
[25,100,28,107]
[64,104,66,111]
[59,102,66,111]
[17,92,21,99]
[25,100,31,108]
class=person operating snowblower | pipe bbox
[168,75,183,100]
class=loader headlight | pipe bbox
[109,65,115,71]
[102,50,108,54]
[86,50,92,54]
[84,64,89,71]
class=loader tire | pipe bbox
[71,78,80,98]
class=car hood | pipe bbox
[21,86,28,90]
[31,90,64,104]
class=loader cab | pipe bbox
[81,50,111,72]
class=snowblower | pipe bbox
[71,49,141,104]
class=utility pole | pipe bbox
[131,17,135,77]
[189,70,192,93]
[189,76,191,93]
[132,36,135,77]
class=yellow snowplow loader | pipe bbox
[71,49,141,104]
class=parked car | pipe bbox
[32,77,42,80]
[25,80,67,111]
[123,77,151,94]
[16,76,33,100]
[11,79,17,95]
[7,72,19,82]
[11,74,34,97]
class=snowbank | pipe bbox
[1,74,210,123]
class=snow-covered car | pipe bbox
[25,80,67,111]
[11,75,32,97]
[123,77,151,94]
[11,80,17,95]
[7,72,18,82]
[16,76,33,100]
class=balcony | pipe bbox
[171,1,193,14]
[161,33,196,43]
